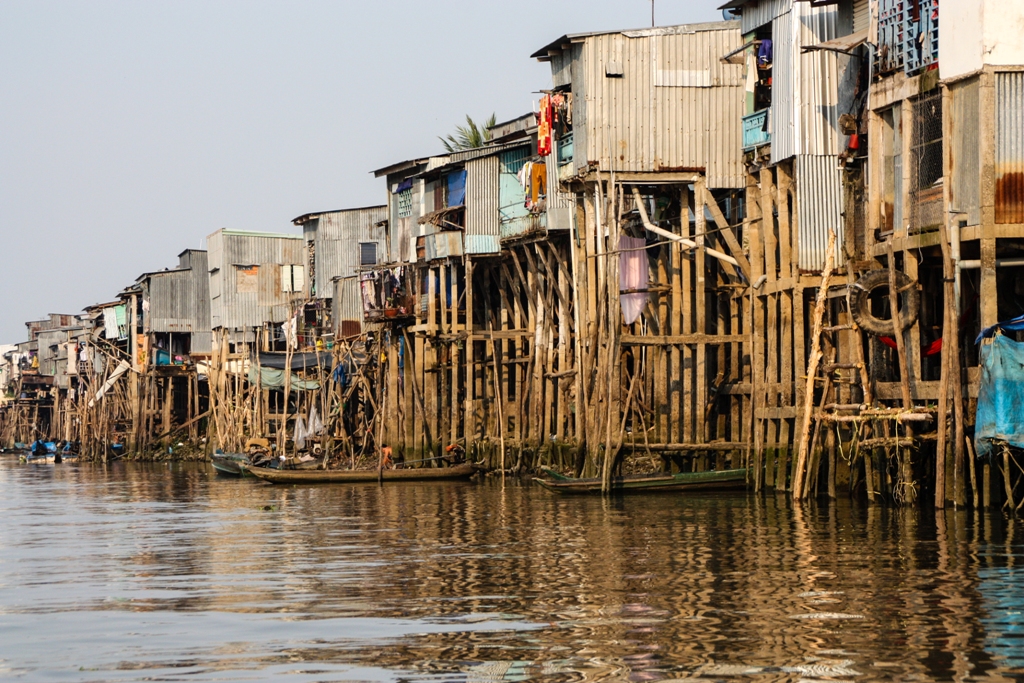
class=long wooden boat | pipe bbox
[211,453,249,476]
[244,462,479,484]
[534,467,749,494]
[213,454,322,476]
[19,452,81,464]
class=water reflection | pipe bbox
[0,458,1022,681]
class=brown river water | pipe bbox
[0,458,1022,682]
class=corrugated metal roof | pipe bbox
[221,229,302,240]
[372,157,431,178]
[795,154,845,271]
[533,21,740,60]
[291,205,386,225]
[447,140,531,164]
[802,29,868,54]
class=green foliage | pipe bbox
[439,113,497,153]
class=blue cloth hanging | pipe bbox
[447,170,467,207]
[975,334,1024,458]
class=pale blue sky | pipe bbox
[0,0,725,343]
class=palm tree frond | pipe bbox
[439,113,497,152]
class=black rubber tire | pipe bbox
[849,269,920,337]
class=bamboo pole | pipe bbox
[886,239,916,504]
[792,229,836,500]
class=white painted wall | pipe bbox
[941,0,1024,80]
[983,0,1024,68]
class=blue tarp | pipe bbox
[976,313,1024,344]
[447,170,467,207]
[975,334,1024,458]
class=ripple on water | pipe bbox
[0,460,1023,681]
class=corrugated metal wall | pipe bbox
[207,230,223,329]
[771,2,850,164]
[332,277,363,333]
[549,44,579,89]
[996,71,1024,225]
[798,2,848,156]
[546,151,576,230]
[499,147,531,231]
[207,230,306,331]
[306,207,387,297]
[795,154,845,271]
[950,78,981,227]
[741,0,790,33]
[466,155,500,253]
[36,329,63,377]
[147,250,211,341]
[572,44,590,176]
[853,0,869,33]
[191,332,212,354]
[771,10,796,163]
[576,24,745,188]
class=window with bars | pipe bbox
[397,189,413,218]
[910,92,943,230]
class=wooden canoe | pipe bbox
[534,467,749,494]
[211,453,248,476]
[244,462,479,484]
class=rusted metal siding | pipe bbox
[423,231,464,260]
[576,23,745,188]
[741,0,790,33]
[206,230,306,331]
[950,78,981,227]
[996,72,1024,224]
[795,154,845,271]
[332,276,363,334]
[304,207,387,297]
[465,155,500,252]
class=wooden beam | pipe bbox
[701,185,752,280]
[621,334,750,345]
